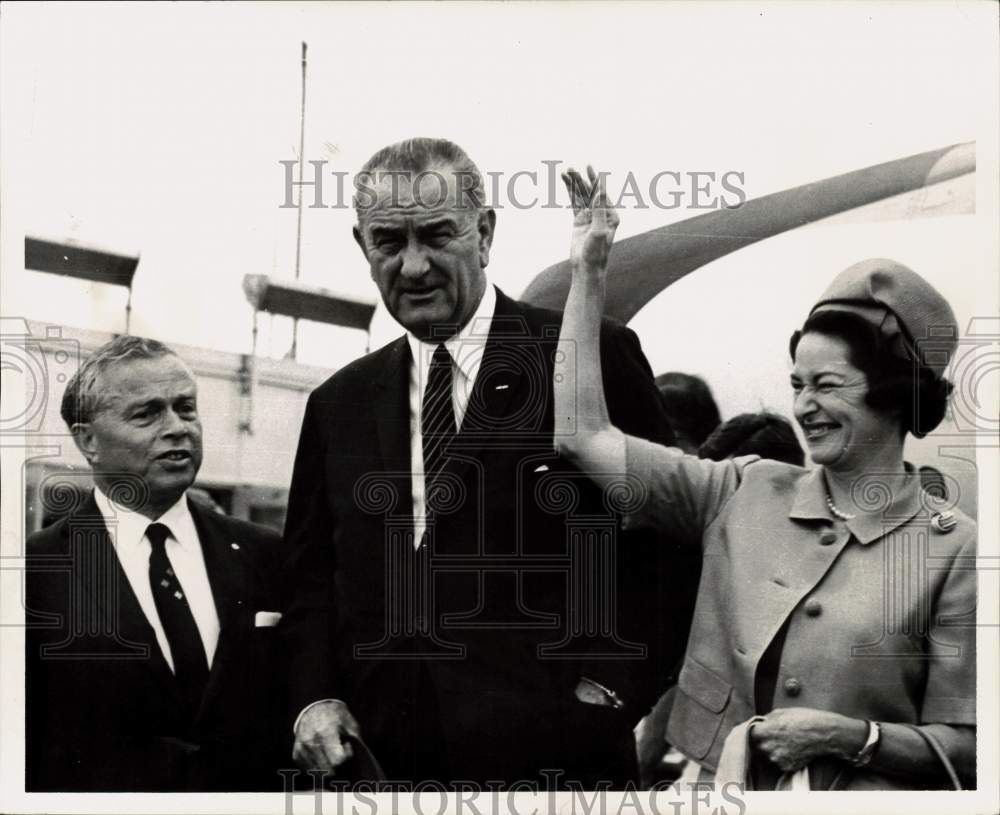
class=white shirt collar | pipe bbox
[93,486,197,551]
[405,284,497,382]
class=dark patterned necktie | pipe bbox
[422,344,458,500]
[146,522,209,717]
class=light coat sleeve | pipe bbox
[622,435,757,544]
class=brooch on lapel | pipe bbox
[930,511,956,534]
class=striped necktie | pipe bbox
[422,343,458,506]
[146,522,209,720]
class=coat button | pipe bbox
[784,677,802,697]
[804,598,822,617]
[819,531,837,546]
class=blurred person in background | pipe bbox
[654,372,721,455]
[699,411,805,467]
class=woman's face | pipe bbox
[791,332,900,472]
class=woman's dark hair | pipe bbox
[654,372,722,453]
[789,310,952,438]
[699,412,805,466]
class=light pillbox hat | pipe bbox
[808,258,958,381]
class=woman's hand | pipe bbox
[561,166,620,276]
[750,707,868,772]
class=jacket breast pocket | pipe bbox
[667,656,732,761]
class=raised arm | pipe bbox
[552,166,628,483]
[552,167,749,541]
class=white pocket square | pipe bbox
[533,464,550,473]
[254,611,282,628]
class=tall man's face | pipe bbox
[354,163,496,340]
[73,354,204,518]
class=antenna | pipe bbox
[289,41,308,360]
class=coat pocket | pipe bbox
[667,656,732,761]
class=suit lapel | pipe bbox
[190,500,246,630]
[374,338,415,517]
[448,290,534,483]
[64,494,179,699]
[190,501,250,721]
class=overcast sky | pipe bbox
[2,1,997,420]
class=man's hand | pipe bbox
[750,707,867,772]
[292,700,362,772]
[561,166,620,275]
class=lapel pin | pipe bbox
[231,542,241,550]
[494,384,509,390]
[930,511,956,534]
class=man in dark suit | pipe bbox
[284,138,690,788]
[25,335,287,791]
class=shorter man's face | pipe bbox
[355,164,495,340]
[76,354,203,517]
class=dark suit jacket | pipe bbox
[25,493,289,792]
[282,288,694,785]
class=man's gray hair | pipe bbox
[354,137,485,218]
[60,335,179,428]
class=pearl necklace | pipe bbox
[826,493,856,521]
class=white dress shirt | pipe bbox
[405,284,497,546]
[93,486,220,671]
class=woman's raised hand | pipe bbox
[561,166,619,275]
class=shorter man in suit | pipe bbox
[25,336,287,791]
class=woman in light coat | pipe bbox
[553,168,976,790]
